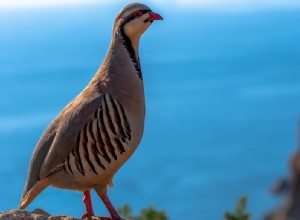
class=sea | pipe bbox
[1,3,300,220]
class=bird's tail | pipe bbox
[19,179,48,209]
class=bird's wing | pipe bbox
[21,116,59,199]
[39,91,131,179]
[19,91,101,208]
[39,92,103,179]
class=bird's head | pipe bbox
[113,3,163,41]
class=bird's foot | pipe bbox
[98,217,124,220]
[98,217,114,220]
[81,216,123,220]
[81,212,95,219]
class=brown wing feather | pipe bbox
[20,117,59,204]
[39,91,104,179]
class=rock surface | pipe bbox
[0,209,86,220]
[265,122,300,220]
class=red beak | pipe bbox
[148,11,163,21]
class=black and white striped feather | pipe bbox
[62,94,131,177]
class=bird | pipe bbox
[19,3,163,220]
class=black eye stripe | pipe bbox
[133,9,151,16]
[128,9,151,20]
[120,9,151,26]
[139,9,151,15]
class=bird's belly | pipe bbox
[50,137,140,191]
[77,142,137,185]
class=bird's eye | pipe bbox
[132,10,143,17]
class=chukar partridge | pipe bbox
[19,3,163,220]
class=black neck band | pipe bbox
[120,25,143,80]
[119,9,151,80]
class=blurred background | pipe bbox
[1,0,300,219]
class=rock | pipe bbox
[265,122,300,220]
[0,209,83,220]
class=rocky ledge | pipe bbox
[0,209,89,220]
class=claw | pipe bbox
[81,216,124,220]
[81,212,91,219]
[98,217,124,220]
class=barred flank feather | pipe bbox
[63,95,132,178]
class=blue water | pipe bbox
[1,4,300,220]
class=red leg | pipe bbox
[81,190,95,219]
[99,194,122,220]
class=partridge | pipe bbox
[19,3,163,220]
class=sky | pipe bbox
[1,0,300,11]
